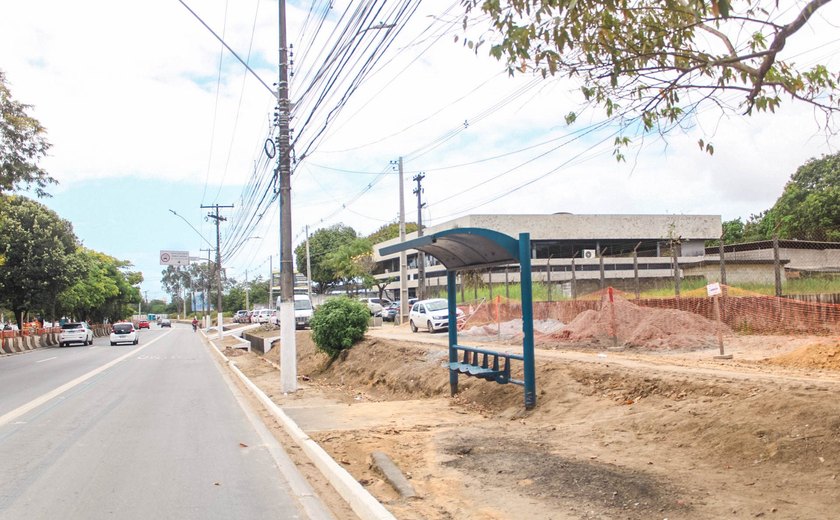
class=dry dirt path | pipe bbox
[227,325,840,520]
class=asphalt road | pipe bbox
[0,324,331,520]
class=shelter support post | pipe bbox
[519,233,536,409]
[447,270,459,396]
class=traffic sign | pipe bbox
[160,250,190,266]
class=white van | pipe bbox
[276,295,314,329]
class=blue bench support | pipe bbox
[446,232,536,409]
[381,227,536,409]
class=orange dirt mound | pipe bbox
[765,340,840,370]
[551,296,731,350]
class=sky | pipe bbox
[1,0,839,302]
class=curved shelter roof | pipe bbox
[378,227,521,270]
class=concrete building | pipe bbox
[372,213,723,298]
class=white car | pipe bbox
[359,297,390,316]
[294,295,313,329]
[109,322,138,346]
[59,321,94,347]
[409,298,464,333]
[255,308,276,324]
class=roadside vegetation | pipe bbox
[309,297,369,359]
[0,71,141,327]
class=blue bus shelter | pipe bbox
[380,227,537,409]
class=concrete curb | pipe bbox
[207,340,397,520]
[370,451,417,499]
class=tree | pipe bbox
[54,249,142,323]
[366,221,419,246]
[461,0,839,156]
[0,195,79,326]
[0,70,56,197]
[756,152,840,241]
[294,224,359,293]
[323,237,374,295]
[721,218,745,243]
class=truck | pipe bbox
[276,294,314,329]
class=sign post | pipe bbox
[707,283,732,360]
[159,250,190,266]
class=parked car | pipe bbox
[137,320,150,329]
[110,322,138,345]
[233,310,248,323]
[59,321,94,347]
[409,298,465,333]
[255,309,276,324]
[359,297,391,316]
[382,301,401,322]
[159,318,172,328]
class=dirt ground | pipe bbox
[223,322,840,520]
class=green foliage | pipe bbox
[0,70,56,197]
[366,221,419,245]
[461,1,839,153]
[740,152,840,242]
[57,249,141,322]
[720,218,745,244]
[0,195,79,325]
[294,224,359,293]
[309,297,369,359]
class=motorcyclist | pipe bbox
[192,317,198,332]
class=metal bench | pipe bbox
[449,345,524,386]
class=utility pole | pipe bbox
[200,248,214,322]
[276,0,296,393]
[268,255,273,309]
[413,172,426,301]
[392,158,408,323]
[202,204,233,339]
[305,225,312,301]
[244,269,250,310]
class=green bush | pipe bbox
[310,297,369,359]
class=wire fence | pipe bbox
[415,236,840,346]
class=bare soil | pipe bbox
[225,324,840,520]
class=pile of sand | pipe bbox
[551,297,731,350]
[461,318,565,340]
[765,340,840,370]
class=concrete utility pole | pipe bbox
[276,0,296,393]
[244,269,250,310]
[305,225,312,301]
[268,255,273,309]
[200,248,213,322]
[202,204,233,339]
[392,158,408,323]
[413,172,426,301]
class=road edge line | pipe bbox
[208,341,397,520]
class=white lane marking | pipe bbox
[36,357,57,363]
[0,331,174,428]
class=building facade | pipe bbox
[372,213,723,298]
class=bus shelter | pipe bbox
[379,228,537,409]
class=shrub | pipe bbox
[310,297,369,359]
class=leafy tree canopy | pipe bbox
[746,152,840,241]
[294,224,358,293]
[0,70,56,197]
[461,0,838,157]
[0,195,78,325]
[58,249,141,322]
[366,222,419,245]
